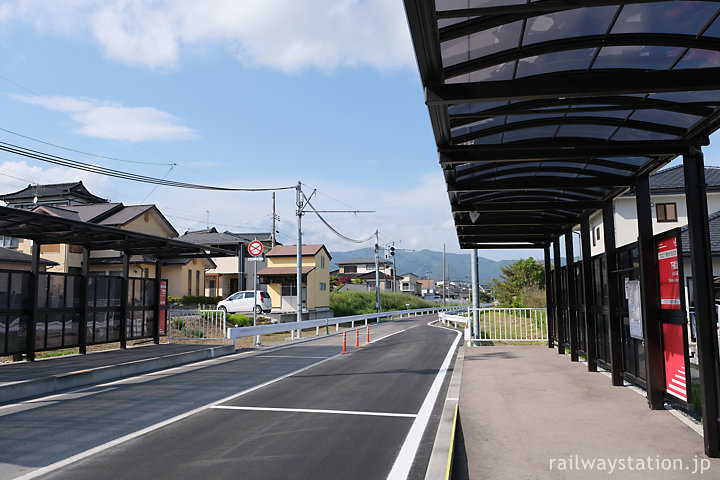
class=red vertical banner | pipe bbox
[662,323,688,401]
[159,280,167,335]
[657,237,681,310]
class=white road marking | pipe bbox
[386,321,461,480]
[211,405,416,418]
[257,355,331,359]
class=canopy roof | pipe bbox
[0,206,235,260]
[404,0,720,248]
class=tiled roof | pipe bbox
[0,181,107,203]
[0,247,56,265]
[649,166,720,192]
[267,244,330,259]
[180,230,245,246]
[41,203,123,222]
[258,266,315,275]
[681,210,720,255]
[337,257,391,265]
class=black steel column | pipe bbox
[553,237,564,355]
[26,241,40,362]
[565,229,579,362]
[238,245,245,291]
[683,146,720,457]
[120,253,129,349]
[636,174,665,409]
[79,248,89,355]
[581,218,597,372]
[544,244,554,349]
[153,260,161,345]
[603,201,624,386]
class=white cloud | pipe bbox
[0,160,114,195]
[12,95,198,142]
[0,0,414,72]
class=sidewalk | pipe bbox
[455,346,720,479]
[0,343,235,403]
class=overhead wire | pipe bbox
[303,195,375,244]
[0,141,296,192]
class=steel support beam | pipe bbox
[120,253,129,350]
[581,217,597,372]
[683,146,720,457]
[635,174,665,409]
[153,260,162,345]
[565,229,579,362]
[603,201,624,387]
[26,241,40,362]
[553,238,564,355]
[544,244,554,349]
[79,248,89,355]
[471,249,480,339]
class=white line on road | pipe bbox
[211,405,417,418]
[257,355,331,359]
[386,321,461,480]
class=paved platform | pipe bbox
[0,343,235,403]
[455,346,720,479]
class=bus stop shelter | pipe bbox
[404,0,720,457]
[0,205,234,361]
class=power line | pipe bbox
[304,197,375,244]
[0,141,296,192]
[0,126,174,166]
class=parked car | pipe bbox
[217,290,272,314]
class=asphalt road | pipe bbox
[0,316,459,480]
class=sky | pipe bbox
[0,1,719,262]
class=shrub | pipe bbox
[330,291,440,317]
[175,295,223,306]
[226,314,253,327]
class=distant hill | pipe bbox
[328,248,522,284]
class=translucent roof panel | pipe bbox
[448,101,507,115]
[523,6,617,45]
[629,109,702,129]
[555,124,617,139]
[593,46,684,70]
[441,22,523,68]
[502,125,559,143]
[445,61,516,83]
[705,16,720,37]
[435,0,524,10]
[675,49,720,69]
[516,48,596,78]
[611,128,679,141]
[611,2,720,36]
[649,90,720,103]
[566,110,630,119]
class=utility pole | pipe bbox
[375,231,381,314]
[391,241,396,293]
[296,182,303,337]
[271,192,277,248]
[442,243,446,306]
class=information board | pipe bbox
[657,237,681,310]
[626,279,643,340]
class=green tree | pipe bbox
[490,257,545,307]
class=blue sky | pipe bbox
[1,1,718,262]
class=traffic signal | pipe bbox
[390,246,395,256]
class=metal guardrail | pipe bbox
[467,307,548,342]
[438,310,468,328]
[168,309,227,344]
[226,306,458,340]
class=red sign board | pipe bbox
[657,237,681,310]
[159,280,167,335]
[663,323,688,401]
[248,240,263,257]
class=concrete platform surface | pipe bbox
[0,343,235,403]
[456,346,720,479]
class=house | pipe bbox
[587,165,720,256]
[399,273,421,296]
[179,228,274,298]
[0,183,214,299]
[336,257,395,291]
[419,278,436,298]
[259,244,331,316]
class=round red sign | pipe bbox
[248,240,263,257]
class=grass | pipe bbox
[330,291,441,317]
[474,309,548,342]
[36,348,78,359]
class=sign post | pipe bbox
[248,239,264,347]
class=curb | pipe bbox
[0,344,236,404]
[425,345,465,480]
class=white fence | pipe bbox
[226,306,458,340]
[463,307,548,342]
[168,309,227,344]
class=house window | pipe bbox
[0,236,18,249]
[365,265,374,270]
[319,282,327,291]
[656,203,677,222]
[187,270,192,296]
[282,284,297,296]
[343,266,356,274]
[321,256,325,269]
[209,278,217,297]
[196,270,200,296]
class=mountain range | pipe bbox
[328,248,524,284]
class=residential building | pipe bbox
[0,246,56,271]
[399,273,421,296]
[420,278,436,298]
[336,257,395,291]
[0,181,107,210]
[179,228,274,298]
[259,244,331,315]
